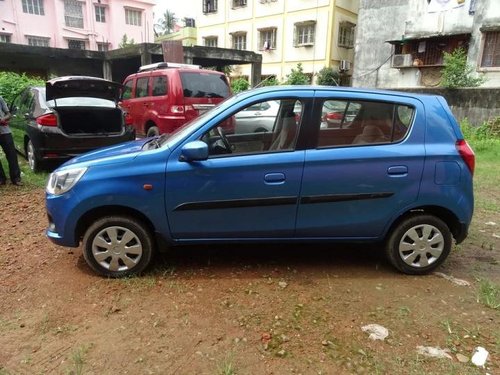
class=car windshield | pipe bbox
[160,94,240,147]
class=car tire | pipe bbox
[385,214,451,275]
[82,216,154,278]
[26,140,42,172]
[146,126,159,138]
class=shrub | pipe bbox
[231,78,250,93]
[284,63,310,85]
[259,76,280,87]
[440,48,485,88]
[316,67,340,86]
[0,71,45,103]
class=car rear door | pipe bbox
[180,71,231,121]
[296,92,426,239]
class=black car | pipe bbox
[9,76,135,171]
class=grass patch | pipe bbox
[67,344,93,375]
[217,355,237,375]
[477,279,500,310]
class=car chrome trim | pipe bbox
[300,192,393,204]
[174,196,298,211]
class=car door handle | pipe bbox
[387,166,408,176]
[254,112,261,116]
[264,173,285,184]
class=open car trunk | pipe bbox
[55,107,123,135]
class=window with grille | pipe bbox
[232,0,246,8]
[64,0,84,28]
[338,22,355,48]
[28,36,50,47]
[294,22,315,46]
[0,35,11,43]
[259,28,276,50]
[22,0,44,15]
[203,0,218,14]
[97,42,109,51]
[204,36,218,47]
[481,31,500,67]
[232,33,246,50]
[125,9,142,26]
[68,39,85,50]
[95,6,106,23]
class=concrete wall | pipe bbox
[353,0,500,88]
[396,87,500,126]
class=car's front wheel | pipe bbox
[83,216,154,277]
[385,214,451,275]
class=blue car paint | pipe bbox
[45,86,473,251]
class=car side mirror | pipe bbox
[179,141,209,162]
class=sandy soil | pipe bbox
[0,187,498,375]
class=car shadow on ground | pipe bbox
[146,242,395,278]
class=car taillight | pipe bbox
[328,112,343,119]
[170,105,184,114]
[36,113,57,127]
[456,139,475,175]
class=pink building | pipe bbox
[0,0,155,51]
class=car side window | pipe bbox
[200,98,303,158]
[122,80,133,100]
[317,100,414,148]
[152,76,167,96]
[135,77,149,98]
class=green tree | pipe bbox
[0,71,45,103]
[119,34,135,48]
[158,10,177,35]
[284,63,310,85]
[316,66,340,86]
[231,78,250,93]
[440,48,485,88]
[259,76,280,87]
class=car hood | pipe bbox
[46,76,122,102]
[63,139,151,167]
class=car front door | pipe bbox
[296,93,425,239]
[165,97,310,239]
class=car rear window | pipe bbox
[180,72,230,99]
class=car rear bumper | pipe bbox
[34,127,135,162]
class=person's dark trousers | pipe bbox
[0,133,21,184]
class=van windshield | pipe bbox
[180,72,230,99]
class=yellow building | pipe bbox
[197,0,359,84]
[156,27,197,47]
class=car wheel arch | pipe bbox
[145,121,158,136]
[75,205,157,244]
[385,205,462,243]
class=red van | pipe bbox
[121,62,232,137]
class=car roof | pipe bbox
[238,85,438,102]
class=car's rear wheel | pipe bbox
[83,216,154,278]
[385,214,451,275]
[26,140,41,172]
[146,125,159,138]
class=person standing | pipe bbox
[0,95,22,186]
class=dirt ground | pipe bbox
[0,187,498,375]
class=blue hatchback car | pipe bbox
[45,86,474,277]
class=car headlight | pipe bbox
[46,167,87,195]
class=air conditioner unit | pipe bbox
[392,54,413,68]
[339,60,351,71]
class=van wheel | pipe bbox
[83,216,154,278]
[146,126,159,137]
[385,214,451,275]
[26,140,42,172]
